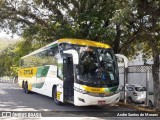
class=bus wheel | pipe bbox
[24,82,30,94]
[22,81,25,92]
[53,87,62,105]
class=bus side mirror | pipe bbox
[63,49,79,64]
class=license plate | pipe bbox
[98,101,106,105]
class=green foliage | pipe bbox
[0,38,44,77]
[0,0,159,70]
[0,0,159,74]
[0,38,17,50]
[0,44,16,76]
[0,0,117,43]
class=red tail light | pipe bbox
[133,92,137,96]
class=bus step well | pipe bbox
[66,99,74,104]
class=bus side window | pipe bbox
[50,46,59,65]
[51,46,58,55]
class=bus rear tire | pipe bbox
[22,81,25,92]
[53,87,62,105]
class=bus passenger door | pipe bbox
[63,56,74,102]
[57,55,74,103]
[57,56,64,103]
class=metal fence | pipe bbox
[0,76,17,83]
[119,65,160,92]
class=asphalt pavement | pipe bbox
[0,82,159,119]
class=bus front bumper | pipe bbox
[74,91,120,106]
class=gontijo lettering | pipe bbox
[82,85,106,93]
[24,69,33,75]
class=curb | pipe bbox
[117,102,160,116]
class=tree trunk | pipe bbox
[113,24,121,54]
[151,39,160,110]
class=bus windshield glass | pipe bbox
[59,43,119,87]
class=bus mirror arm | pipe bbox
[115,54,128,68]
[115,54,128,104]
[63,49,79,64]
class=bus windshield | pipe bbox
[59,43,119,87]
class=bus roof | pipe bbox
[58,38,111,49]
[21,38,111,59]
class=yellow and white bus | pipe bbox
[18,38,120,106]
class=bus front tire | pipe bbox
[53,87,62,105]
[24,82,30,94]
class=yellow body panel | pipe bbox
[28,83,32,90]
[18,67,38,90]
[58,38,111,49]
[82,85,110,94]
[18,67,37,78]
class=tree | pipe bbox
[110,0,160,109]
[0,44,16,76]
[134,0,160,110]
[0,0,160,109]
[0,0,140,52]
[0,0,116,42]
[0,39,41,77]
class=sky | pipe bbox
[0,31,20,40]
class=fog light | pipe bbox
[78,98,85,103]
